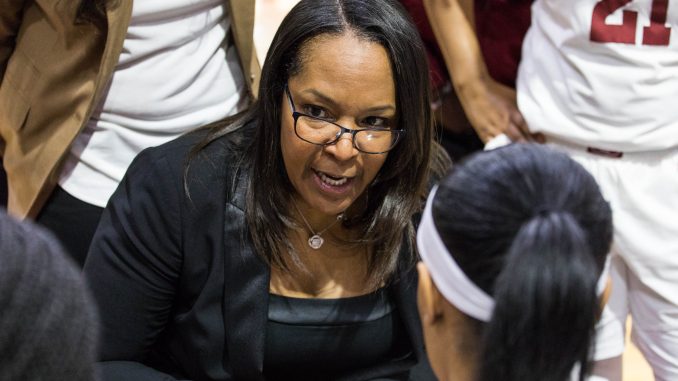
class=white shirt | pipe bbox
[518,0,678,152]
[60,0,246,207]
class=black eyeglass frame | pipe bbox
[284,85,404,154]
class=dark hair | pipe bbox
[188,0,449,288]
[0,211,99,380]
[431,144,612,381]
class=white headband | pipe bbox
[417,186,495,321]
[417,186,611,323]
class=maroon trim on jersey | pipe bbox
[587,147,624,158]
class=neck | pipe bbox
[292,199,343,231]
[430,303,480,381]
[433,334,478,381]
[271,231,372,297]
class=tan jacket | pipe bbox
[0,0,261,218]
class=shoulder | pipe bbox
[124,124,252,215]
[98,124,252,269]
[132,126,246,181]
[134,128,223,168]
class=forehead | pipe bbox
[291,32,396,104]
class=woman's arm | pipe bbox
[423,0,530,143]
[84,147,185,380]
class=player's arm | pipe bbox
[423,0,530,143]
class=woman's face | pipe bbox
[281,33,396,217]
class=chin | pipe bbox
[316,199,354,216]
[301,190,356,216]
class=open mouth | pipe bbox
[315,170,349,186]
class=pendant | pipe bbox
[308,235,324,249]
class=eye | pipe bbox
[302,105,331,120]
[361,116,390,129]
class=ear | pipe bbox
[417,262,444,325]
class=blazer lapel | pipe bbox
[392,253,438,380]
[222,175,269,380]
[393,251,428,364]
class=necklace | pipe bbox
[292,202,344,249]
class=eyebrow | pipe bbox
[300,89,396,114]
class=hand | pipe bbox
[456,77,541,143]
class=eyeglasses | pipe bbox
[285,85,404,154]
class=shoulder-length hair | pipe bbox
[191,0,448,288]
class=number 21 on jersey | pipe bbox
[591,0,672,45]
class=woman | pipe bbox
[517,2,678,379]
[416,144,613,381]
[84,0,448,379]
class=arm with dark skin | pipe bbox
[423,0,536,143]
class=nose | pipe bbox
[324,130,359,161]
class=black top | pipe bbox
[84,126,437,381]
[264,288,413,380]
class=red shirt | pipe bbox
[399,0,531,89]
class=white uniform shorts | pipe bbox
[548,138,678,381]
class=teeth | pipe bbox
[317,171,348,186]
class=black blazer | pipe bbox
[84,129,436,381]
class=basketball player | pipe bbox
[517,1,678,380]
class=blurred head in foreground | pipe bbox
[0,211,98,380]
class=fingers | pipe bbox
[506,110,529,141]
[507,109,545,143]
[504,123,527,142]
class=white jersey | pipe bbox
[517,0,678,152]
